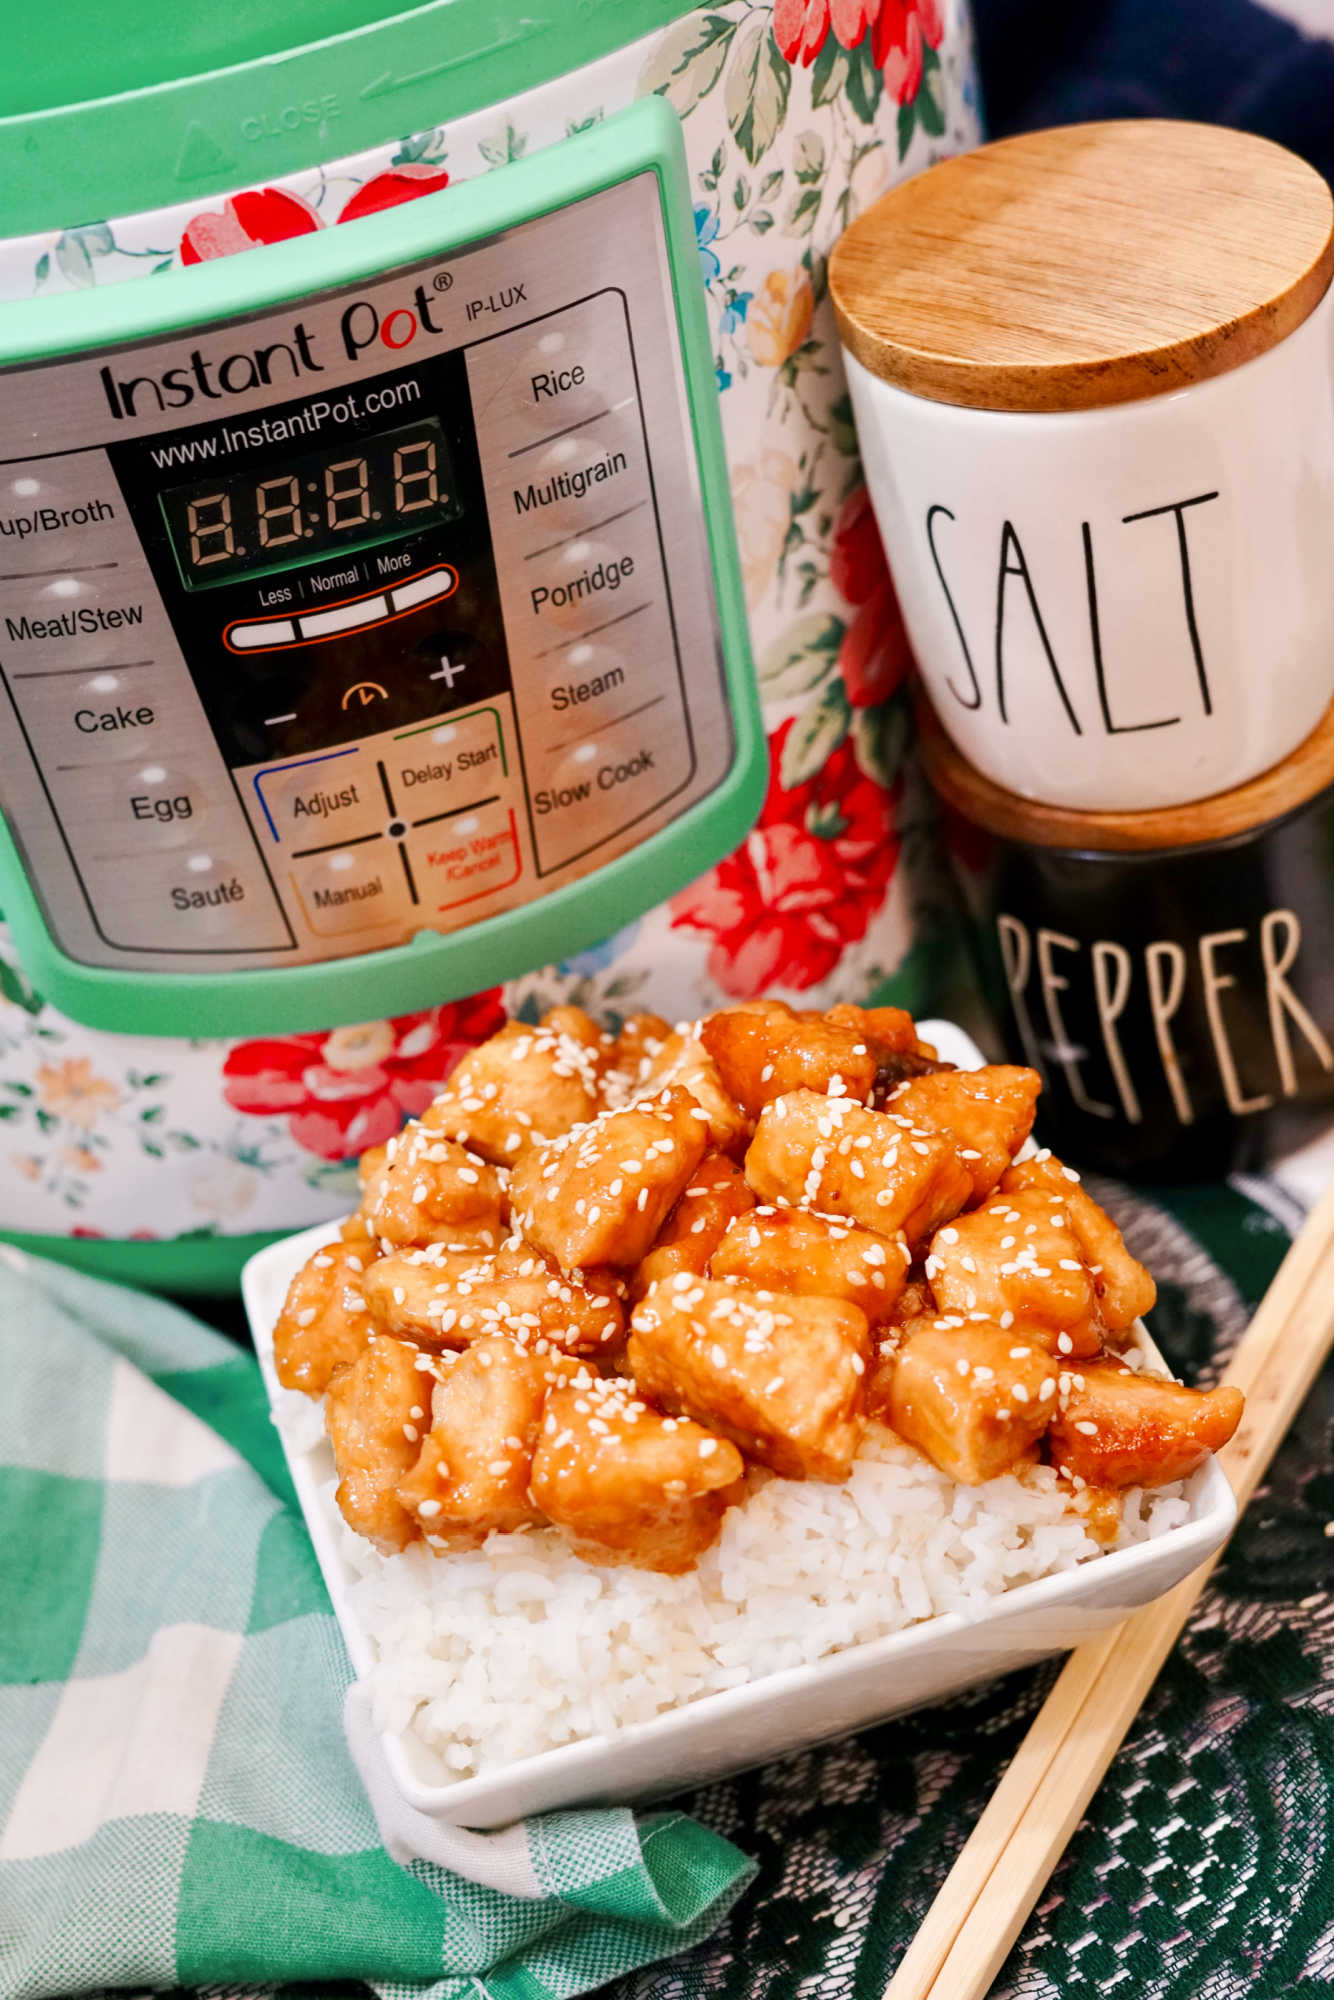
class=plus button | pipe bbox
[430,655,466,689]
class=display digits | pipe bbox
[186,491,234,568]
[325,457,372,532]
[394,438,439,515]
[164,416,454,588]
[257,474,302,549]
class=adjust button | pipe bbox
[252,748,377,851]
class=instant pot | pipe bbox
[0,0,982,1286]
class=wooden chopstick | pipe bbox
[885,1168,1334,2000]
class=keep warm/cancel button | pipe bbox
[414,801,522,916]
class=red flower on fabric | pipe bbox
[221,993,506,1162]
[774,0,833,64]
[873,0,945,103]
[670,723,899,995]
[179,188,322,265]
[774,0,941,90]
[830,484,913,708]
[337,165,451,224]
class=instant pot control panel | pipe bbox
[0,144,751,1025]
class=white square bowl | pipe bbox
[242,1020,1236,1828]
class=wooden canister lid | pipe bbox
[916,692,1334,852]
[829,121,1334,412]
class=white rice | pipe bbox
[272,1384,1191,1784]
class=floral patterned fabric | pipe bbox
[0,2,984,1248]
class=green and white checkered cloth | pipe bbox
[0,1246,755,2000]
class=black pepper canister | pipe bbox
[918,699,1334,1178]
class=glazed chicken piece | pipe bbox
[874,1315,1059,1484]
[822,1002,951,1095]
[509,1086,709,1270]
[362,1122,506,1248]
[1001,1155,1156,1332]
[273,1241,376,1396]
[745,1090,973,1248]
[636,1029,751,1156]
[884,1065,1041,1206]
[709,1205,910,1323]
[927,1189,1103,1358]
[325,1334,430,1551]
[396,1336,585,1546]
[531,1376,745,1573]
[421,1018,603,1165]
[629,1274,869,1481]
[539,1005,615,1083]
[631,1153,756,1301]
[362,1243,624,1355]
[599,1011,673,1107]
[699,999,879,1116]
[1047,1357,1243,1489]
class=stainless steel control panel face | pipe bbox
[0,175,733,973]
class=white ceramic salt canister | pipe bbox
[829,121,1334,812]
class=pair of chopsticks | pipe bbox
[886,1167,1334,2000]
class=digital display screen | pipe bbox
[158,416,460,590]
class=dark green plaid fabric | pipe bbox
[17,1176,1307,2000]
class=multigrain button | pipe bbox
[508,422,639,533]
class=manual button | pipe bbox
[290,844,408,939]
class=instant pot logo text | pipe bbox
[98,286,448,421]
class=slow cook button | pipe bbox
[290,844,406,938]
[412,800,522,914]
[532,732,689,874]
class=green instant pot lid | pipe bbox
[0,0,696,238]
